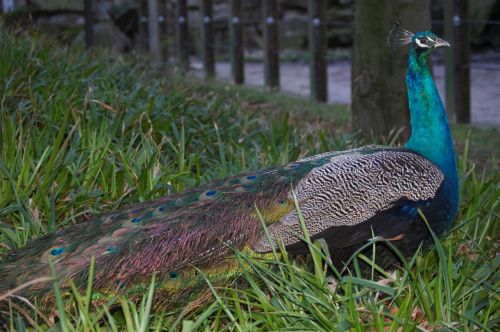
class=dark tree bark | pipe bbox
[352,0,431,140]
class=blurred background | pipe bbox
[2,0,499,129]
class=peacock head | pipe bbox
[389,23,450,57]
[411,31,450,55]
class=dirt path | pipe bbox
[193,57,500,126]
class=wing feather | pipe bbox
[253,149,444,252]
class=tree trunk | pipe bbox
[352,0,431,140]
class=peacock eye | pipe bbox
[420,38,427,44]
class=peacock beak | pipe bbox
[434,37,450,48]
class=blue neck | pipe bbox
[405,47,458,215]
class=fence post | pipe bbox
[454,0,470,123]
[84,0,94,50]
[166,1,176,59]
[443,0,456,121]
[148,0,161,65]
[201,0,215,78]
[177,0,189,71]
[138,0,149,50]
[263,0,280,90]
[308,0,327,102]
[158,0,168,59]
[229,0,244,84]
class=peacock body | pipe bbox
[0,29,458,301]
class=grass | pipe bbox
[0,27,499,330]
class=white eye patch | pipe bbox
[415,36,433,48]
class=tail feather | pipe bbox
[0,159,319,299]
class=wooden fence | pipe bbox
[82,0,499,124]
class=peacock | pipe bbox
[0,27,458,305]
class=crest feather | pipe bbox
[388,21,414,50]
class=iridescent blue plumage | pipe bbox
[405,31,459,226]
[50,248,64,256]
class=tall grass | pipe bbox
[181,161,498,331]
[0,29,347,250]
[0,29,498,330]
